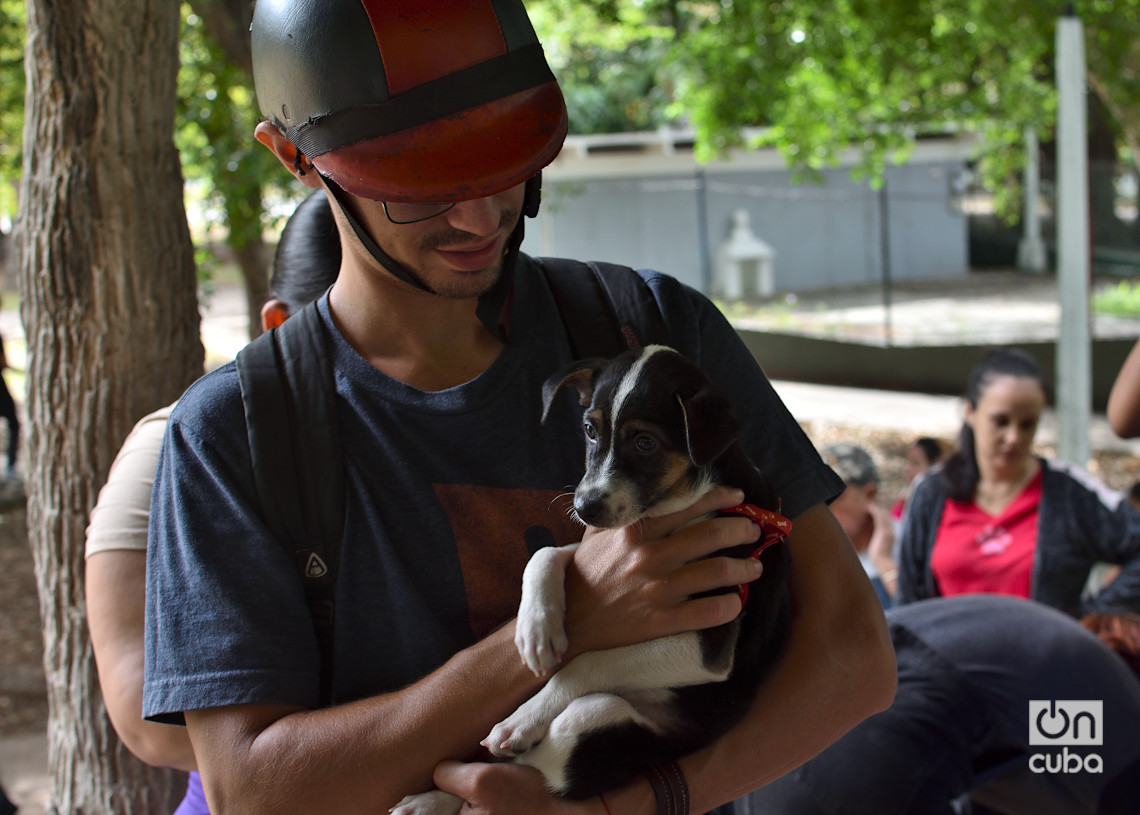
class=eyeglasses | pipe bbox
[381,201,457,225]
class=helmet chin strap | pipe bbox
[320,173,527,342]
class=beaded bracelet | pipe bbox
[643,761,689,815]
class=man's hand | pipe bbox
[562,485,765,658]
[433,761,604,815]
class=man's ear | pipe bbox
[254,122,323,189]
[261,298,290,332]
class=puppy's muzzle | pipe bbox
[574,487,611,526]
[574,486,633,529]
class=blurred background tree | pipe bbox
[3,1,1138,293]
[0,0,25,242]
[178,2,294,339]
[531,0,1139,236]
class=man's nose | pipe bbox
[444,196,501,235]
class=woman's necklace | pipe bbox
[975,459,1040,517]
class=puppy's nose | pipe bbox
[574,488,609,527]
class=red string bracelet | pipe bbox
[598,792,614,815]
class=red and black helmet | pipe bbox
[251,0,568,204]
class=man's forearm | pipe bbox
[682,590,895,810]
[1108,338,1140,438]
[605,503,897,814]
[187,493,841,815]
[189,620,546,814]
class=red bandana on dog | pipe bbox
[720,504,793,604]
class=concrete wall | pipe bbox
[738,330,1134,412]
[520,133,972,296]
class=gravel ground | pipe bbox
[0,502,49,737]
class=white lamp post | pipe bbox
[1055,5,1092,467]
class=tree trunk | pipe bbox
[17,0,204,812]
[189,0,255,76]
[236,234,270,341]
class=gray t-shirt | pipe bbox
[143,256,843,723]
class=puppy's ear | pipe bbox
[678,386,741,466]
[541,359,607,424]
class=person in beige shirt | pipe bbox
[84,191,339,813]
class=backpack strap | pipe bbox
[236,301,344,706]
[536,258,668,357]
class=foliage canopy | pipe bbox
[0,0,25,221]
[2,1,1139,230]
[532,0,1140,216]
[177,5,295,257]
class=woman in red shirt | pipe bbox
[894,348,1140,616]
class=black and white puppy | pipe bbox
[392,345,792,814]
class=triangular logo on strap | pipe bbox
[305,552,329,579]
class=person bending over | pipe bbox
[87,191,338,814]
[740,595,1140,815]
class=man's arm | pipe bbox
[433,503,896,815]
[1108,337,1140,438]
[184,487,766,815]
[434,504,898,814]
[186,620,542,814]
[672,503,896,809]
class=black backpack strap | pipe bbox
[537,258,668,358]
[236,301,344,706]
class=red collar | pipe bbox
[720,503,792,605]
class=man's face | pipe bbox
[352,183,527,300]
[904,444,932,483]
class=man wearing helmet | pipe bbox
[144,2,895,814]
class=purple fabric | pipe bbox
[172,771,209,815]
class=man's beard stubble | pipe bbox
[408,206,519,300]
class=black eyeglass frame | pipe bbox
[380,201,457,225]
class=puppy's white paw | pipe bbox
[482,700,551,759]
[390,790,464,815]
[515,544,577,676]
[515,598,568,676]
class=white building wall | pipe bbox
[520,131,974,296]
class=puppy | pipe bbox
[391,345,792,814]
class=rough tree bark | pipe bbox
[235,233,270,340]
[17,0,204,812]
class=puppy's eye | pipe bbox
[634,434,658,454]
[584,422,598,442]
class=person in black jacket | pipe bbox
[0,781,16,815]
[0,332,19,481]
[894,348,1140,615]
[740,595,1140,815]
